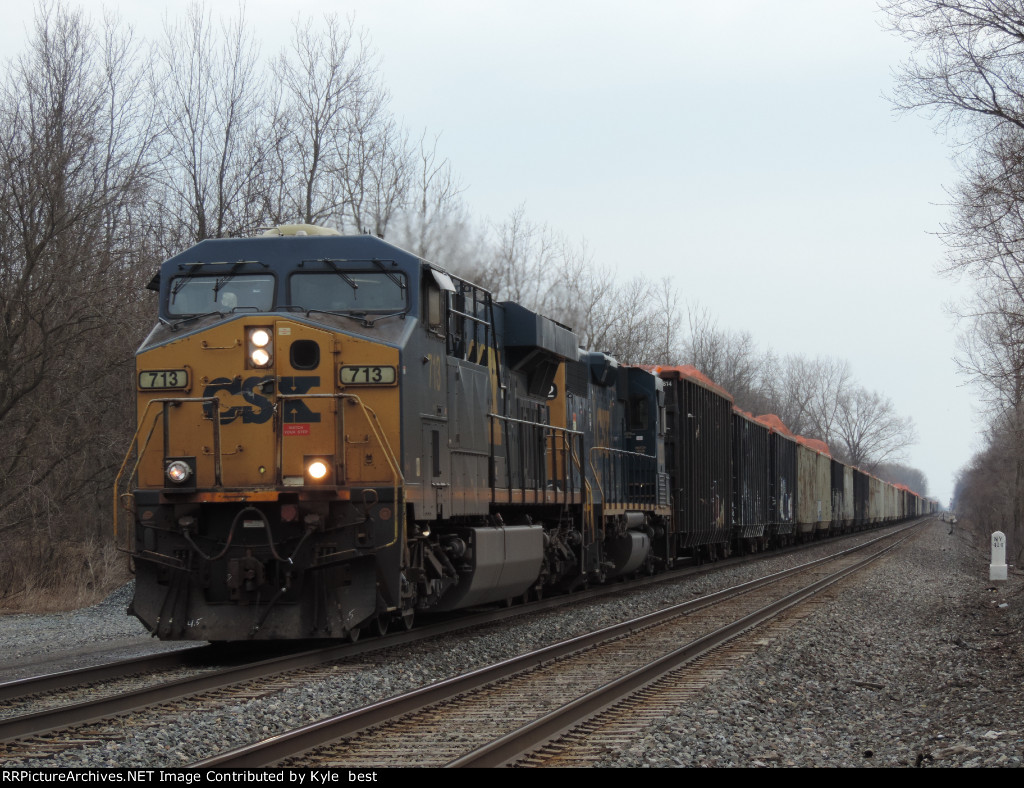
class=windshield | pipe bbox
[168,274,275,315]
[290,272,407,313]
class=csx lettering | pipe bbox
[203,376,273,424]
[202,376,322,424]
[279,376,322,423]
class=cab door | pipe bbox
[416,267,452,520]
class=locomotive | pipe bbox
[117,225,932,641]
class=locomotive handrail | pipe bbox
[113,396,223,546]
[588,445,661,509]
[275,391,404,551]
[487,413,584,506]
[568,440,596,544]
[448,306,490,324]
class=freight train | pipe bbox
[116,226,934,641]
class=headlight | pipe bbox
[250,328,270,347]
[247,327,273,368]
[304,456,332,484]
[166,460,192,484]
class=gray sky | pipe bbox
[4,1,976,504]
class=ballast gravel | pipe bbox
[1,519,1021,768]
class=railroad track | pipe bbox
[0,520,925,767]
[195,522,924,768]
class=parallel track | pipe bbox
[196,522,924,768]
[0,520,926,766]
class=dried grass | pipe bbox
[0,535,130,614]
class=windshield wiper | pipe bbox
[361,310,406,327]
[212,262,246,298]
[169,258,267,308]
[171,262,204,297]
[167,311,229,331]
[370,258,407,291]
[305,308,367,324]
[304,308,406,328]
[316,259,359,293]
[303,257,405,292]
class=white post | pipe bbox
[990,531,1008,582]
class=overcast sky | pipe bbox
[3,1,976,505]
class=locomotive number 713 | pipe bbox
[339,365,397,385]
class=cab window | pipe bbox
[425,268,454,335]
[427,283,444,333]
[168,274,275,315]
[290,271,407,313]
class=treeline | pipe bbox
[448,208,921,481]
[884,0,1024,560]
[0,2,458,605]
[0,2,922,606]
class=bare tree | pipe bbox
[954,290,1024,554]
[954,424,1024,557]
[550,238,615,345]
[596,276,664,363]
[885,0,1024,136]
[347,106,411,237]
[884,0,1024,557]
[832,386,918,470]
[154,2,267,241]
[757,354,817,435]
[651,277,683,365]
[875,462,930,496]
[388,131,486,270]
[804,357,853,448]
[497,205,559,307]
[267,14,376,228]
[0,2,155,549]
[464,209,669,362]
[681,304,764,402]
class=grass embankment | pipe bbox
[0,537,129,614]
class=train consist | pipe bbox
[117,226,935,641]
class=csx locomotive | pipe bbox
[117,225,932,641]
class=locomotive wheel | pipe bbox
[401,608,415,631]
[374,615,389,637]
[348,626,361,643]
